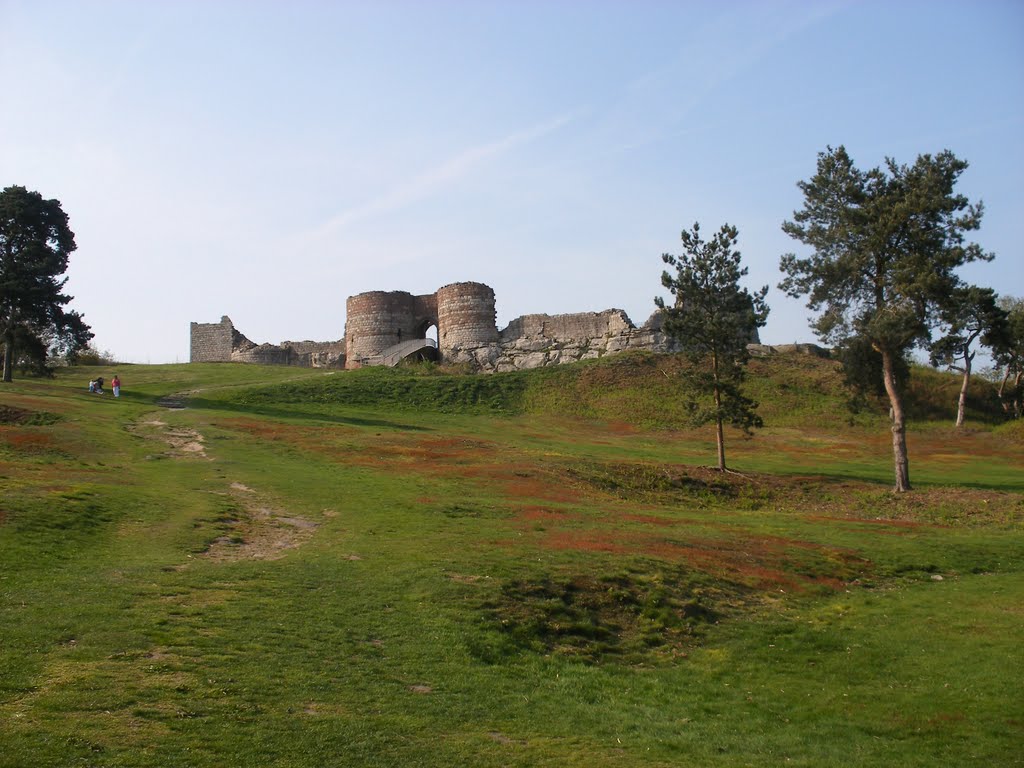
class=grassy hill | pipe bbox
[1,354,1021,767]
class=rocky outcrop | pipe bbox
[747,343,830,359]
[444,309,691,372]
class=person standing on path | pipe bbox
[111,374,121,398]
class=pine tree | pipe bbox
[930,285,1008,428]
[0,186,91,381]
[656,222,769,472]
[780,147,992,491]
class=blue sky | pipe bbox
[2,0,1022,364]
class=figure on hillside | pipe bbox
[111,374,121,398]
[89,376,104,394]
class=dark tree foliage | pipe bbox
[656,222,769,472]
[780,146,991,492]
[993,297,1024,418]
[0,185,92,381]
[930,286,1008,427]
[12,326,51,377]
[12,315,93,377]
[835,335,909,414]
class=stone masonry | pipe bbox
[191,281,776,371]
[343,282,498,368]
[447,308,687,372]
[189,317,235,363]
[189,316,345,368]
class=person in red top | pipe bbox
[111,375,121,398]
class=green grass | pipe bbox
[0,355,1021,766]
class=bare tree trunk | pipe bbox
[714,403,726,472]
[2,336,13,383]
[998,368,1012,415]
[1016,371,1023,419]
[880,348,911,492]
[955,352,972,428]
[712,351,726,471]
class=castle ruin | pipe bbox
[190,281,760,372]
[189,316,346,368]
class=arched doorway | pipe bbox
[423,323,438,348]
[400,318,438,364]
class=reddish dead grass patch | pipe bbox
[620,513,682,527]
[1,431,56,452]
[2,395,70,415]
[359,437,500,468]
[215,416,363,459]
[519,506,578,522]
[911,428,1016,460]
[604,421,638,435]
[521,523,866,594]
[218,419,583,505]
[543,530,631,554]
[498,470,583,504]
[216,417,331,445]
[354,439,587,503]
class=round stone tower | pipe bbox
[344,291,420,367]
[436,281,498,359]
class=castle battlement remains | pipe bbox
[189,281,763,372]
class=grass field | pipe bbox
[1,355,1022,767]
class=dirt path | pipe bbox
[128,397,319,563]
[201,482,319,562]
[127,416,209,459]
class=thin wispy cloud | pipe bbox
[5,1,1019,363]
[306,113,574,242]
[614,1,850,153]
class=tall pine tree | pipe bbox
[656,222,769,472]
[0,185,90,381]
[780,147,992,491]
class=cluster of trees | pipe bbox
[0,185,92,381]
[4,153,1019,496]
[659,146,1021,493]
[992,296,1024,420]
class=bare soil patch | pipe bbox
[200,484,318,563]
[127,415,209,459]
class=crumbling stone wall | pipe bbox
[190,316,235,362]
[189,316,345,367]
[193,281,779,372]
[232,339,347,367]
[444,309,688,371]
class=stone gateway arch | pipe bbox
[344,282,498,368]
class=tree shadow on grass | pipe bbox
[768,466,1024,494]
[180,396,434,432]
